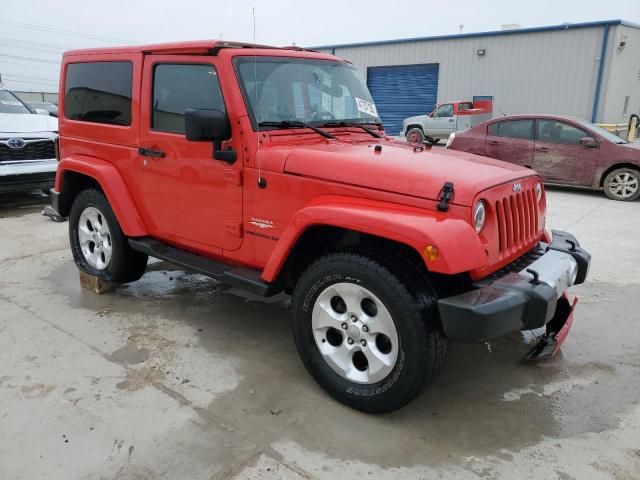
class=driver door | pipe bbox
[133,56,243,252]
[428,103,455,136]
[532,119,599,185]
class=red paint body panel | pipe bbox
[282,140,534,207]
[56,155,148,236]
[260,195,487,281]
[485,134,534,168]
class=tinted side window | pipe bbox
[537,120,589,145]
[489,120,533,140]
[152,64,225,134]
[64,62,132,125]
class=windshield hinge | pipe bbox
[437,182,455,212]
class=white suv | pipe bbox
[0,85,58,194]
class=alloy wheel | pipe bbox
[311,282,399,384]
[78,206,112,270]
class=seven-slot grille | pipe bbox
[0,140,56,163]
[495,185,539,255]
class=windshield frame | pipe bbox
[232,55,382,132]
[0,88,35,114]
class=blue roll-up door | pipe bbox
[367,64,439,136]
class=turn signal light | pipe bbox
[423,245,439,261]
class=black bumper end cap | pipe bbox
[438,274,557,343]
[547,230,591,285]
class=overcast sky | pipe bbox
[1,0,639,93]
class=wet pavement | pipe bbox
[1,188,639,479]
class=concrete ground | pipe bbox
[1,188,639,480]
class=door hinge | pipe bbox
[225,222,243,238]
[224,169,242,186]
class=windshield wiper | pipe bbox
[320,121,383,138]
[258,121,335,139]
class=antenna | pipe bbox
[253,7,266,188]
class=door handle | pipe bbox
[488,140,499,145]
[138,147,165,158]
[448,119,454,122]
[535,147,549,153]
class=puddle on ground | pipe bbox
[47,260,640,469]
[111,344,151,365]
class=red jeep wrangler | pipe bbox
[50,41,590,412]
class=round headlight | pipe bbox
[473,201,486,233]
[535,182,543,202]
[445,132,456,148]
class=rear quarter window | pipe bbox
[64,62,133,126]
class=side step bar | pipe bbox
[129,238,280,297]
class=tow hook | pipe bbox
[526,295,578,360]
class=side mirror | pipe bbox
[579,137,598,148]
[35,108,49,115]
[185,109,235,163]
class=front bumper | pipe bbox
[438,230,590,344]
[0,159,57,193]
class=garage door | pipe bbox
[367,64,439,136]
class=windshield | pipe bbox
[574,118,628,144]
[0,89,32,114]
[234,56,381,128]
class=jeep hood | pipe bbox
[0,113,58,134]
[283,142,535,206]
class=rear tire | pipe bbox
[291,253,446,413]
[69,188,147,284]
[603,168,640,201]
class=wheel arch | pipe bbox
[599,162,640,187]
[406,124,424,133]
[261,196,486,289]
[55,155,148,236]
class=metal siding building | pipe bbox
[315,20,640,133]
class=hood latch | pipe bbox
[437,182,455,212]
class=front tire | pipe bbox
[291,253,446,413]
[603,168,640,201]
[405,127,425,144]
[69,188,148,284]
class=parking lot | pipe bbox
[1,188,639,480]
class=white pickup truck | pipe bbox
[401,96,493,144]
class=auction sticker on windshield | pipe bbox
[355,97,378,117]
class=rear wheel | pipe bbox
[69,189,148,284]
[603,168,640,201]
[405,127,425,144]
[291,253,446,413]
